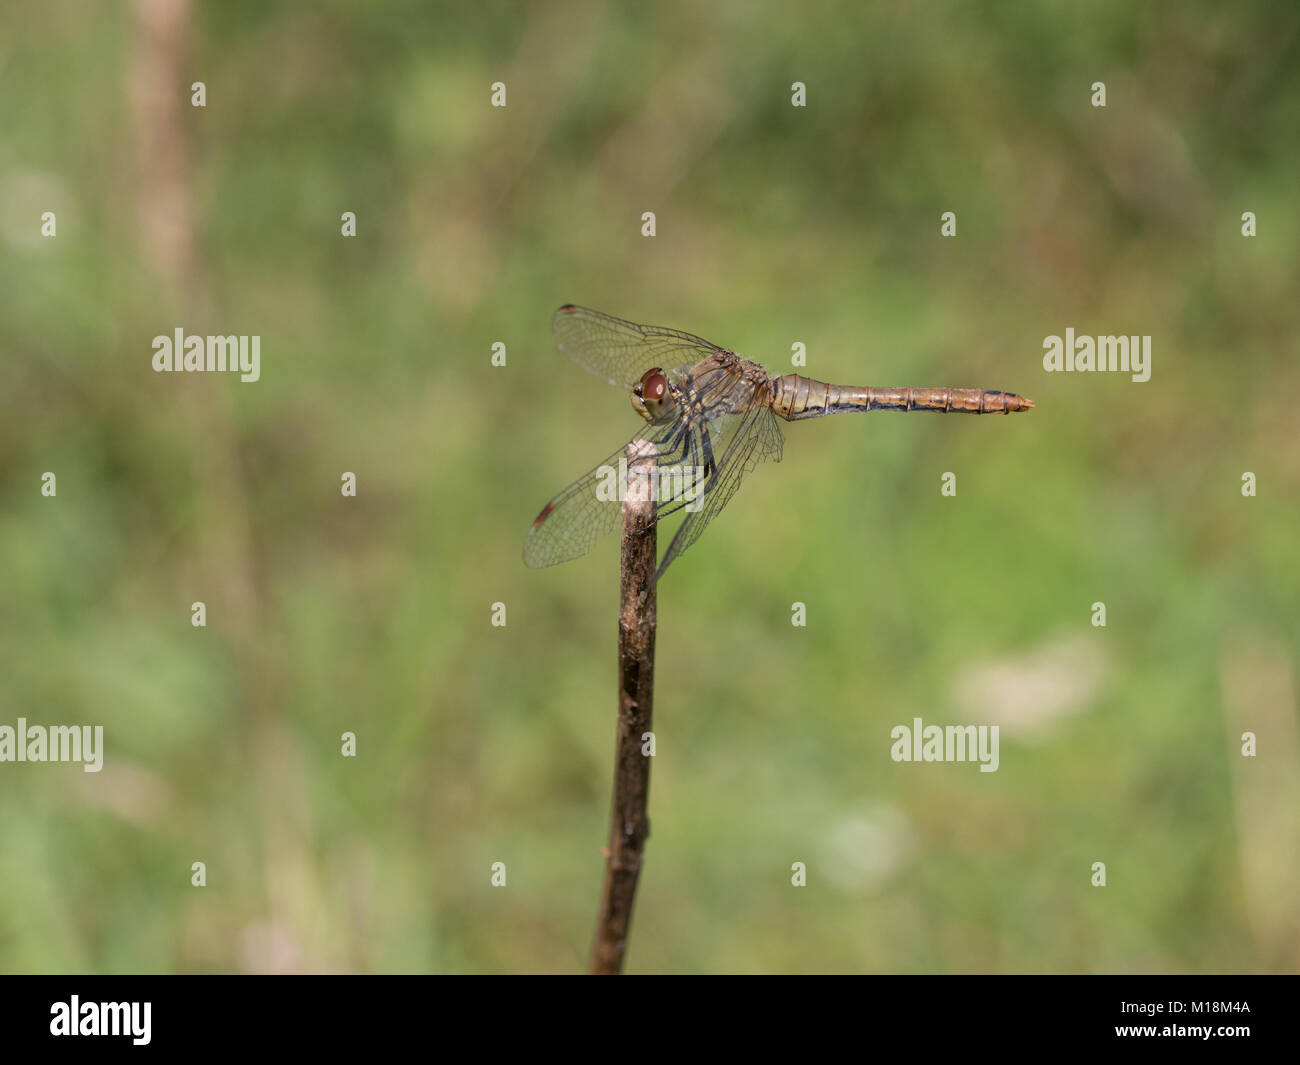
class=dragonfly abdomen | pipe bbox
[770,376,1033,419]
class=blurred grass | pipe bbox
[1,0,1297,972]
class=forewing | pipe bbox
[552,304,726,388]
[523,416,698,569]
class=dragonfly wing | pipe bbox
[656,404,784,577]
[524,415,700,569]
[553,304,725,389]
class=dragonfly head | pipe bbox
[631,368,674,422]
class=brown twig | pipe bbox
[589,440,659,974]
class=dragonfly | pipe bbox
[525,305,1033,580]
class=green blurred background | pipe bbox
[2,0,1297,973]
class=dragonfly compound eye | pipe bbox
[639,369,668,401]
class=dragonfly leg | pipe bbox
[660,418,692,465]
[699,423,717,488]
